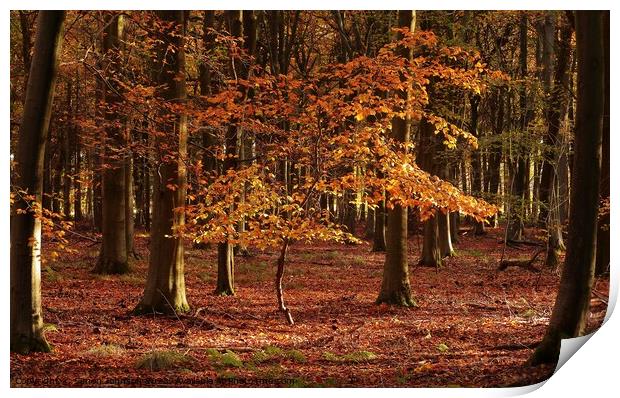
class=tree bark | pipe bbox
[11,10,65,354]
[529,10,604,365]
[94,13,128,274]
[372,194,386,251]
[508,13,528,242]
[469,93,485,235]
[595,11,610,276]
[377,10,416,306]
[542,16,573,267]
[418,116,443,268]
[135,11,189,314]
[215,10,243,296]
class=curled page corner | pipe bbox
[554,333,594,373]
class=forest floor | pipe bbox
[10,225,609,388]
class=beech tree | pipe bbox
[11,10,65,353]
[529,10,604,365]
[94,13,129,274]
[376,10,416,306]
[135,11,189,314]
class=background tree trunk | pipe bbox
[372,195,386,251]
[543,16,573,267]
[215,10,244,296]
[508,13,528,242]
[469,94,485,235]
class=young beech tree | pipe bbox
[183,28,496,323]
[377,10,416,306]
[529,10,604,365]
[135,11,189,315]
[11,11,65,353]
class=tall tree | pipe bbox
[372,195,386,252]
[376,10,416,306]
[214,10,244,296]
[542,16,573,268]
[11,10,65,353]
[529,10,604,365]
[418,117,442,268]
[135,11,189,314]
[94,14,129,274]
[595,11,610,276]
[469,93,485,235]
[507,12,528,242]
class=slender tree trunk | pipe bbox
[529,10,604,365]
[508,13,528,242]
[372,194,386,251]
[469,94,485,235]
[377,10,416,307]
[61,81,72,219]
[418,116,443,268]
[11,10,65,354]
[73,126,82,222]
[487,88,504,228]
[135,11,189,314]
[125,155,135,257]
[215,10,243,296]
[543,17,573,267]
[94,14,128,274]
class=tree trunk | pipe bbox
[11,10,65,354]
[61,81,72,220]
[542,16,573,267]
[377,10,416,307]
[135,11,189,314]
[372,194,386,251]
[215,10,243,296]
[487,88,504,228]
[539,15,569,227]
[94,14,128,274]
[595,11,610,276]
[508,13,528,242]
[450,212,460,243]
[418,116,443,268]
[469,94,485,235]
[529,10,604,365]
[438,211,454,258]
[125,155,135,257]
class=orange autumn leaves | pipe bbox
[176,29,498,249]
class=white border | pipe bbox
[3,2,618,397]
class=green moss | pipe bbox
[252,346,306,364]
[285,349,307,363]
[86,343,125,357]
[322,350,377,363]
[43,265,62,282]
[135,350,194,371]
[287,377,310,387]
[207,349,243,368]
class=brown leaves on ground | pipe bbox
[10,227,608,387]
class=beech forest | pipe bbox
[9,9,610,388]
